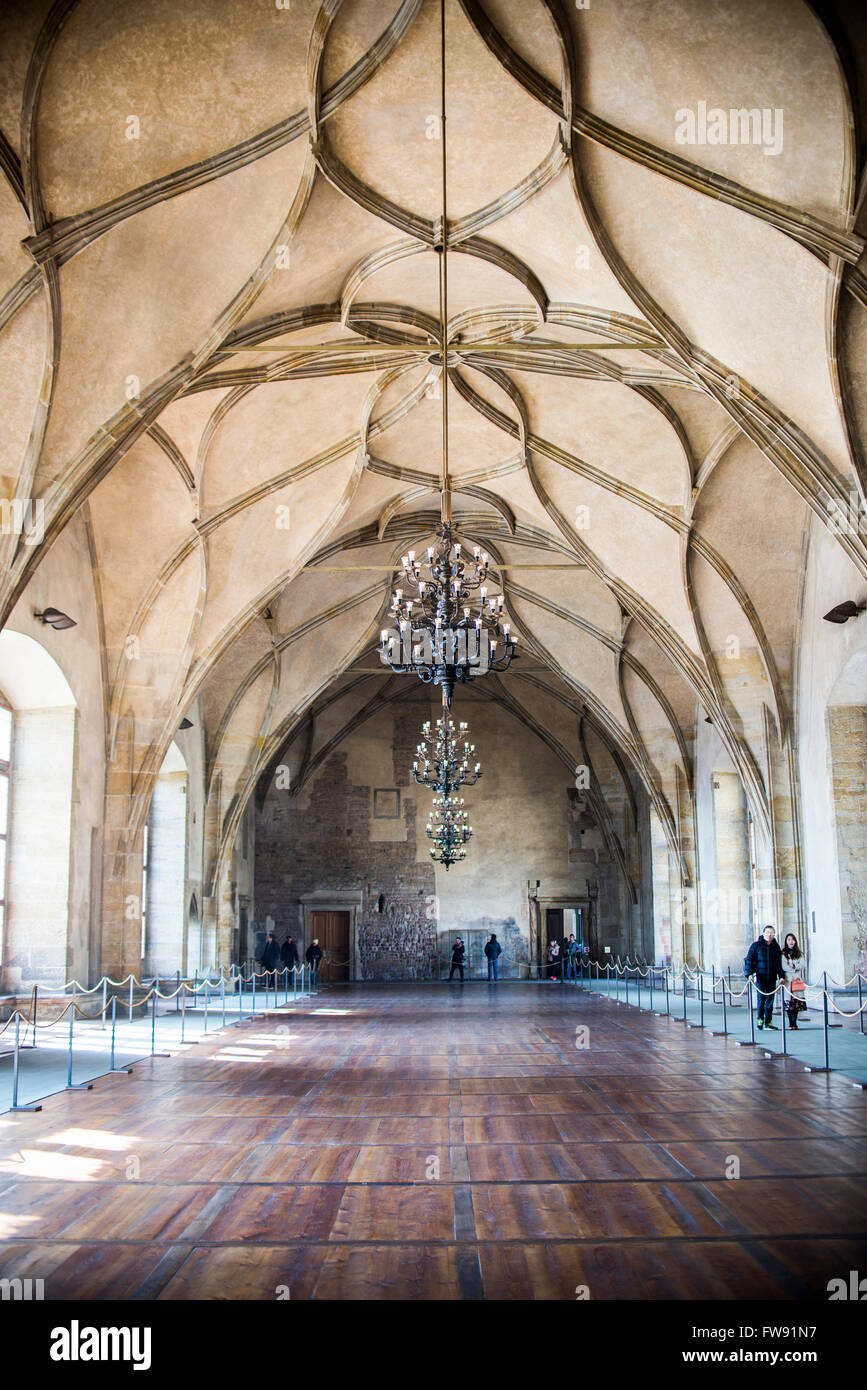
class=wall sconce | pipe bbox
[35,607,76,630]
[822,601,865,624]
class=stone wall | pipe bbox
[254,699,438,977]
[254,691,643,980]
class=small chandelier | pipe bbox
[427,793,472,870]
[413,712,481,793]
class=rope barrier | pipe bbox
[587,959,866,1013]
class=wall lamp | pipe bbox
[35,607,77,630]
[822,601,865,624]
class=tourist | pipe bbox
[260,931,280,977]
[744,924,784,1030]
[281,934,299,975]
[449,937,466,981]
[547,939,561,982]
[306,937,323,982]
[484,932,502,980]
[565,933,579,980]
[781,932,807,1030]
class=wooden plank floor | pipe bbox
[0,982,865,1300]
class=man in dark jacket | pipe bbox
[260,932,280,975]
[744,925,784,1030]
[484,933,502,981]
[306,938,323,982]
[281,935,299,973]
[449,938,466,981]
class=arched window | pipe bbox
[143,741,188,976]
[0,697,11,955]
[0,631,76,988]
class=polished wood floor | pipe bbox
[0,983,865,1299]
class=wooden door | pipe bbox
[545,908,564,947]
[310,910,351,981]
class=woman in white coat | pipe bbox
[781,933,807,1030]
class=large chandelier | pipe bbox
[412,713,481,793]
[426,793,472,870]
[381,532,516,707]
[377,0,517,707]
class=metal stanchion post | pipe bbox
[636,967,641,1010]
[181,986,186,1045]
[699,971,704,1030]
[30,984,38,1049]
[204,979,210,1036]
[859,973,864,1036]
[649,964,653,1011]
[11,1012,41,1111]
[294,966,298,1001]
[748,980,756,1045]
[781,985,787,1055]
[625,965,629,1006]
[221,977,226,1028]
[252,968,256,1013]
[128,974,134,1023]
[823,972,830,1071]
[665,967,670,1016]
[101,977,107,1031]
[66,998,92,1091]
[193,969,199,1011]
[151,988,156,1055]
[683,969,688,1022]
[176,971,181,1013]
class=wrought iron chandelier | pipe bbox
[412,713,481,794]
[426,793,472,870]
[414,710,480,869]
[378,0,517,707]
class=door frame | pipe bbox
[300,890,362,981]
[533,895,590,976]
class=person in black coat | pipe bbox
[260,932,280,975]
[484,932,502,981]
[744,925,785,1030]
[449,938,466,981]
[281,936,299,973]
[306,938,323,981]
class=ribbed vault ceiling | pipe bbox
[1,0,866,893]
